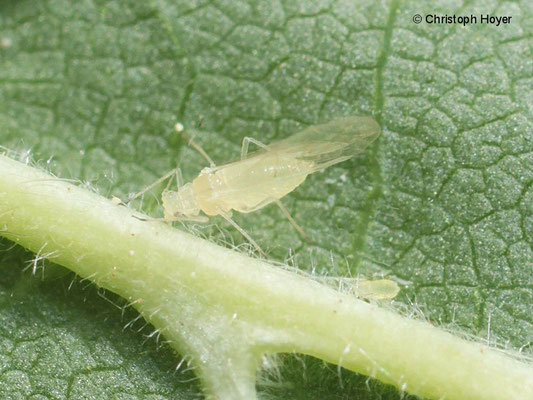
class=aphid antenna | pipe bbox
[175,124,216,168]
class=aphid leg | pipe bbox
[218,210,266,258]
[127,168,180,204]
[274,200,309,240]
[175,167,184,188]
[160,167,183,192]
[241,137,269,160]
[179,130,216,168]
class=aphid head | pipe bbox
[162,183,200,219]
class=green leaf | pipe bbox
[0,0,531,399]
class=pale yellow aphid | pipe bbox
[325,277,400,300]
[130,116,380,255]
[286,265,400,301]
[354,279,400,300]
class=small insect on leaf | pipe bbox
[131,116,381,256]
[321,276,400,301]
[352,279,400,300]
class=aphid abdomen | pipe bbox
[194,153,312,216]
[231,171,308,213]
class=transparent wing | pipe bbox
[255,116,380,171]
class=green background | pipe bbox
[0,0,531,398]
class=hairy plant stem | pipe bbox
[1,154,532,400]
